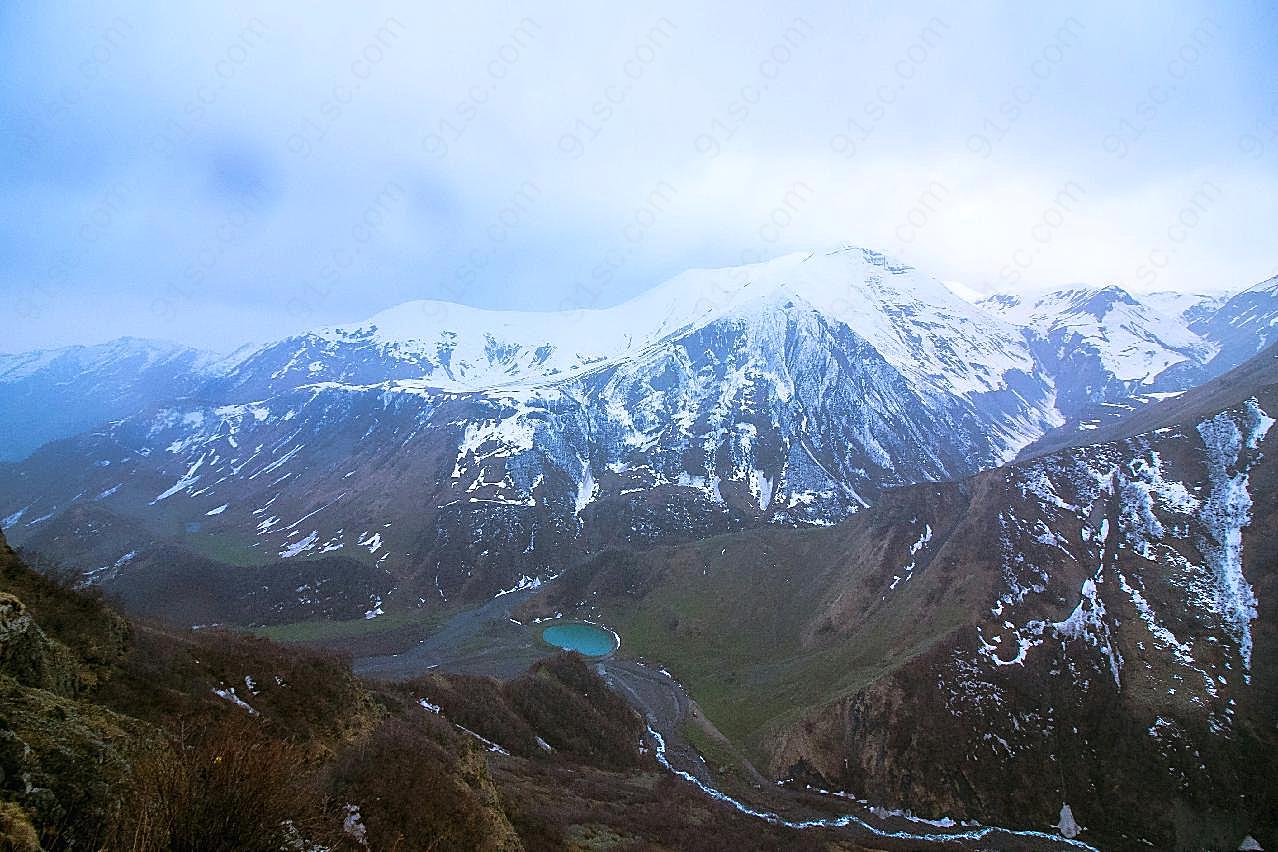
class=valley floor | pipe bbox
[350,592,1095,851]
[355,586,547,680]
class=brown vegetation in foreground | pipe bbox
[0,528,842,850]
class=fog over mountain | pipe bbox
[5,2,1277,353]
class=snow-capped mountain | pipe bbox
[1,248,1275,624]
[1191,274,1278,374]
[976,280,1278,456]
[220,247,1039,401]
[0,337,220,463]
[1140,289,1231,326]
[979,284,1218,405]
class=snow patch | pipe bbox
[1194,401,1273,669]
[279,530,319,558]
[212,685,259,715]
[151,453,208,502]
[343,803,368,845]
[494,575,543,598]
[1053,576,1122,687]
[1055,803,1082,840]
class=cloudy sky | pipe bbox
[3,1,1277,352]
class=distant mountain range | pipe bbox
[0,338,223,463]
[1,248,1275,624]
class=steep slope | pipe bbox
[980,281,1276,459]
[1192,274,1278,374]
[1140,289,1230,326]
[4,253,1274,629]
[521,348,1278,850]
[0,248,1064,621]
[0,338,220,462]
[1020,342,1278,460]
[226,246,1040,401]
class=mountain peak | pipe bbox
[814,243,915,273]
[981,283,1145,324]
[1075,284,1139,318]
[262,246,1008,395]
[1243,273,1278,295]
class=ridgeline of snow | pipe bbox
[979,285,1217,384]
[0,337,213,383]
[298,246,1036,399]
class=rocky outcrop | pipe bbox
[0,673,150,843]
[0,530,129,695]
[0,592,79,696]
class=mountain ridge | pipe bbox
[2,248,1275,627]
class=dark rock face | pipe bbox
[0,592,76,695]
[0,528,147,844]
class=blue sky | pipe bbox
[2,1,1277,352]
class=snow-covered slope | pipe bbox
[1191,274,1278,374]
[1140,290,1230,326]
[0,247,1063,610]
[980,284,1216,386]
[0,337,210,384]
[235,247,1036,401]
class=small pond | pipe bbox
[540,621,618,657]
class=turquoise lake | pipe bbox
[541,622,617,657]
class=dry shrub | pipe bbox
[330,716,510,850]
[0,801,40,852]
[106,717,334,851]
[506,654,643,769]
